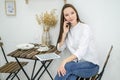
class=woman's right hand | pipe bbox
[58,20,70,46]
[63,20,70,34]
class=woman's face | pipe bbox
[63,7,77,26]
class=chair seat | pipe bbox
[0,61,28,73]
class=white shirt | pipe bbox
[57,22,99,65]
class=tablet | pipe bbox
[35,53,60,61]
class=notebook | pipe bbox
[35,53,60,61]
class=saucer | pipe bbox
[37,46,49,52]
[16,43,34,50]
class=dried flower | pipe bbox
[36,9,58,28]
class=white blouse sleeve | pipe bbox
[57,42,67,51]
[73,25,91,60]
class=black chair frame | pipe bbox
[0,42,28,80]
[77,45,113,80]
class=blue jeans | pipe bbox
[54,61,99,80]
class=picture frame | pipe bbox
[5,0,16,16]
[64,0,67,4]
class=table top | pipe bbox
[8,44,60,60]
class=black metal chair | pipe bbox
[0,41,28,80]
[77,45,113,80]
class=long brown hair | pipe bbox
[57,4,82,44]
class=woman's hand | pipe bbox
[57,61,66,77]
[57,55,77,77]
[63,20,70,34]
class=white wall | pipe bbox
[0,0,120,80]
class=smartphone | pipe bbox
[67,22,71,28]
[64,19,71,28]
[66,22,71,28]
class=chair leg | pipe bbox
[6,71,20,80]
[11,70,21,80]
[11,72,20,80]
[6,73,13,80]
[11,74,20,80]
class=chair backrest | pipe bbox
[0,41,9,63]
[78,45,113,80]
[97,45,113,80]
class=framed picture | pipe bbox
[64,0,67,4]
[5,0,16,16]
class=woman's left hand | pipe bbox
[57,61,66,77]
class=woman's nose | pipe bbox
[68,15,72,19]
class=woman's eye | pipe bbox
[65,14,69,17]
[71,12,74,14]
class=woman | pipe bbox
[54,4,99,80]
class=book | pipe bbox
[35,52,60,61]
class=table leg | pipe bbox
[15,57,30,80]
[32,62,45,80]
[31,60,37,79]
[37,60,53,80]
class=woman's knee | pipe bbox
[65,61,75,71]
